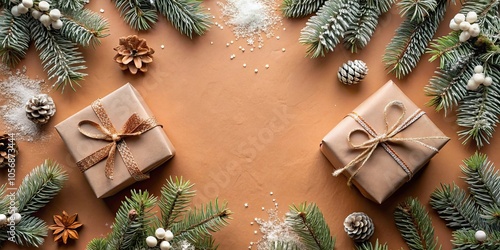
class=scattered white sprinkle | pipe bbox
[250,48,254,52]
[254,69,258,73]
[244,203,249,207]
[100,9,104,13]
[276,36,280,40]
[239,46,242,49]
[282,48,286,52]
[250,222,254,225]
[283,27,286,31]
[215,22,219,25]
[208,8,211,11]
[210,41,214,45]
[254,230,258,234]
[212,15,215,19]
[231,40,234,44]
[231,54,236,59]
[258,45,262,49]
[272,199,276,202]
[261,207,265,211]
[265,64,269,69]
[250,242,254,245]
[243,63,247,68]
[160,45,165,49]
[242,48,245,52]
[226,43,230,47]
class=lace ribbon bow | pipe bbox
[76,100,160,180]
[333,100,448,186]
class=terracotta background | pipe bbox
[1,1,498,249]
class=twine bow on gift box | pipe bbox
[76,100,160,180]
[333,100,449,186]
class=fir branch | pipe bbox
[60,9,110,47]
[460,152,500,209]
[270,241,300,250]
[460,0,500,33]
[30,20,87,92]
[427,32,475,68]
[481,204,500,226]
[113,0,158,31]
[281,0,327,18]
[86,238,108,250]
[299,0,354,58]
[452,229,500,250]
[106,190,157,250]
[356,239,389,250]
[397,0,438,23]
[384,0,447,79]
[394,197,441,250]
[285,202,335,250]
[171,199,232,244]
[155,0,211,38]
[52,0,85,12]
[343,1,380,53]
[15,160,67,216]
[457,67,500,148]
[367,0,394,13]
[159,176,195,230]
[0,11,30,68]
[10,215,47,247]
[430,184,483,230]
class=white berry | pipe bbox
[51,19,63,29]
[469,23,481,37]
[17,3,29,14]
[39,14,51,27]
[31,9,42,19]
[483,76,493,86]
[0,214,7,224]
[473,73,485,84]
[454,13,465,24]
[49,9,61,21]
[22,0,33,8]
[459,31,471,42]
[475,230,487,242]
[474,65,483,73]
[146,236,158,247]
[10,213,22,223]
[38,1,50,11]
[155,227,166,239]
[160,241,172,250]
[459,21,471,31]
[467,79,479,91]
[466,11,478,23]
[164,230,174,241]
[11,6,20,16]
[449,19,460,31]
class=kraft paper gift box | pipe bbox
[320,81,449,204]
[56,83,175,198]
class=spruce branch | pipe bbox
[343,1,380,53]
[51,0,85,12]
[30,20,87,92]
[299,0,354,58]
[356,239,389,250]
[86,238,108,250]
[155,0,211,38]
[367,0,394,13]
[384,0,447,79]
[0,11,30,68]
[394,197,441,250]
[281,0,327,18]
[9,215,47,247]
[452,229,500,250]
[60,9,110,48]
[15,159,67,216]
[113,0,158,31]
[285,202,335,250]
[159,176,195,230]
[270,241,300,250]
[397,0,438,23]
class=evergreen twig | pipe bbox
[356,239,389,250]
[9,215,47,247]
[60,9,110,47]
[343,1,380,53]
[155,0,211,38]
[158,176,195,230]
[112,0,158,31]
[281,0,327,18]
[0,11,30,68]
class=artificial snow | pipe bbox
[255,209,305,250]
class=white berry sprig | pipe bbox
[10,0,63,30]
[145,227,174,249]
[467,65,493,91]
[449,11,481,42]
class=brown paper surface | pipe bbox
[55,83,175,198]
[321,81,449,203]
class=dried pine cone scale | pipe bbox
[114,35,154,74]
[25,94,56,125]
[338,60,368,85]
[344,212,374,243]
[0,134,18,168]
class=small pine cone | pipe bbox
[25,94,56,125]
[343,212,374,243]
[113,35,154,74]
[338,60,368,85]
[0,134,18,168]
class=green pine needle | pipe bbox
[299,0,355,58]
[9,215,47,247]
[285,202,335,250]
[155,0,211,38]
[356,239,389,250]
[270,241,300,250]
[367,0,394,13]
[343,1,380,53]
[394,197,442,250]
[0,11,30,68]
[159,176,195,230]
[281,0,327,18]
[51,0,85,12]
[60,9,110,47]
[15,159,67,216]
[86,238,108,250]
[113,0,158,31]
[397,0,438,23]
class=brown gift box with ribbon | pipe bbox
[320,81,449,204]
[55,83,175,198]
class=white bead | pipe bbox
[254,69,258,73]
[38,1,50,11]
[145,236,158,247]
[473,73,485,84]
[17,3,29,14]
[459,21,471,31]
[449,19,460,31]
[454,13,465,24]
[160,241,172,250]
[459,31,471,42]
[243,63,246,68]
[49,9,61,21]
[100,9,104,13]
[483,76,493,86]
[474,230,487,242]
[0,214,7,224]
[155,228,166,239]
[469,23,480,37]
[466,11,478,23]
[164,230,174,241]
[467,79,479,91]
[474,65,483,73]
[51,19,63,29]
[11,6,20,17]
[22,0,33,8]
[31,9,42,19]
[10,213,22,223]
[282,48,286,52]
[265,64,269,69]
[39,14,51,27]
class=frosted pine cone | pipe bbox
[0,134,18,168]
[25,94,56,124]
[343,212,374,242]
[338,60,368,85]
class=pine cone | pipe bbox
[25,94,56,125]
[0,134,18,168]
[338,60,368,85]
[343,212,374,242]
[113,35,154,74]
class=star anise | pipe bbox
[48,211,83,244]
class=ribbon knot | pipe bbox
[332,100,448,186]
[76,100,161,180]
